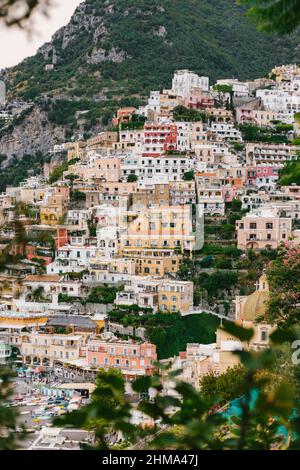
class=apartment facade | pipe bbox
[87,337,157,377]
[236,209,292,250]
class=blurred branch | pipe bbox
[239,0,300,34]
[0,0,52,28]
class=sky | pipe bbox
[0,0,82,69]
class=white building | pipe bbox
[120,154,195,182]
[246,142,298,165]
[47,245,98,274]
[210,122,243,142]
[216,79,250,98]
[256,88,300,121]
[172,70,209,96]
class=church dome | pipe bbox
[240,274,270,322]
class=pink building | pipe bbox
[280,185,300,200]
[236,208,292,250]
[246,165,279,189]
[236,107,278,127]
[222,186,237,203]
[112,107,137,127]
[74,157,121,182]
[183,89,214,110]
[53,186,70,199]
[87,338,157,378]
[143,123,178,156]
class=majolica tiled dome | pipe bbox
[240,274,270,322]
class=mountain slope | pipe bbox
[1,0,300,159]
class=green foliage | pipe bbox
[52,324,300,450]
[127,174,138,182]
[201,244,242,258]
[49,158,79,184]
[6,0,300,115]
[276,123,294,133]
[218,223,236,240]
[195,271,238,299]
[239,123,289,144]
[233,142,245,152]
[265,247,300,326]
[84,285,120,305]
[228,198,243,212]
[147,313,220,359]
[54,369,129,449]
[213,84,233,94]
[108,309,219,359]
[87,219,97,237]
[0,152,49,193]
[173,106,207,123]
[240,0,300,34]
[279,158,300,186]
[183,170,194,181]
[200,365,248,405]
[27,286,51,303]
[27,231,55,247]
[199,255,214,268]
[0,369,26,450]
[58,293,80,304]
[71,190,86,202]
[120,114,146,130]
[214,256,233,269]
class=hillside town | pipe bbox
[0,63,300,448]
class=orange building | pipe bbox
[87,337,157,378]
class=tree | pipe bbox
[127,174,138,183]
[229,198,243,212]
[278,158,300,186]
[84,285,119,305]
[239,0,300,34]
[12,219,27,256]
[71,190,86,202]
[172,106,207,123]
[264,247,300,326]
[183,170,194,181]
[51,324,300,450]
[213,84,233,109]
[0,369,25,450]
[200,365,248,405]
[53,369,131,450]
[65,173,79,190]
[219,223,235,240]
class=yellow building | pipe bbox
[158,280,193,313]
[0,312,48,331]
[87,132,119,151]
[160,91,182,118]
[125,249,182,277]
[120,205,195,254]
[20,332,83,366]
[88,256,136,283]
[132,184,170,209]
[40,195,68,226]
[0,274,23,308]
[0,311,48,354]
[67,141,87,161]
